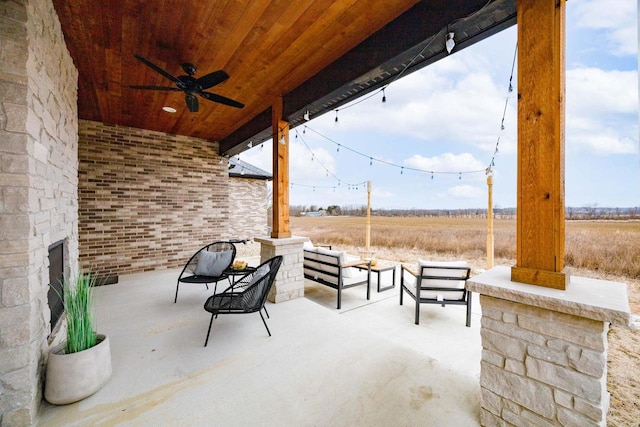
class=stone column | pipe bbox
[467,267,631,427]
[254,236,306,303]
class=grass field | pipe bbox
[292,216,640,280]
[290,215,640,426]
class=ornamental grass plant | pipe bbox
[63,271,98,354]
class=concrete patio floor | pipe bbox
[37,257,483,426]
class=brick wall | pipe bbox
[228,177,269,240]
[78,120,230,276]
[0,0,79,423]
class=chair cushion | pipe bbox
[194,250,233,277]
[305,247,360,282]
[415,260,468,300]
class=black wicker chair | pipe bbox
[203,256,283,346]
[174,241,236,303]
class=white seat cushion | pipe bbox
[414,260,468,301]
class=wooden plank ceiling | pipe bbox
[52,0,516,156]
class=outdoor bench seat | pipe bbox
[303,242,371,309]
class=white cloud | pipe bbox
[340,69,513,152]
[404,152,487,177]
[573,0,638,56]
[566,67,639,155]
[447,185,484,199]
[240,140,338,185]
[567,68,638,115]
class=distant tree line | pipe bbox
[290,204,640,220]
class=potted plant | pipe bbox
[44,271,112,405]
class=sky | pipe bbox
[240,0,639,210]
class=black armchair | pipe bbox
[174,241,236,303]
[203,256,283,346]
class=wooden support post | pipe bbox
[271,97,291,238]
[487,173,494,270]
[365,181,371,251]
[511,0,568,289]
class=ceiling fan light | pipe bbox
[162,106,177,113]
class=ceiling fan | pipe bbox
[129,54,244,112]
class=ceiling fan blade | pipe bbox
[133,54,181,85]
[196,70,229,90]
[185,93,199,112]
[129,85,182,91]
[199,91,244,109]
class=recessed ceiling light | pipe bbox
[162,106,177,113]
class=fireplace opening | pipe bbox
[48,240,65,334]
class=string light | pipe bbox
[382,88,386,103]
[284,39,517,191]
[445,32,455,54]
[301,125,486,177]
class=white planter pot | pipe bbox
[44,334,112,405]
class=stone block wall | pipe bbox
[479,295,609,426]
[228,177,269,241]
[255,236,306,303]
[0,0,79,423]
[78,120,230,276]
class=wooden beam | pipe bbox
[271,97,291,238]
[511,0,568,290]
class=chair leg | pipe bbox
[259,311,272,337]
[204,314,215,347]
[174,281,180,303]
[263,305,270,319]
[415,301,420,325]
[466,291,472,327]
[399,286,404,305]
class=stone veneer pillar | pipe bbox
[254,236,306,303]
[467,267,631,427]
[1,0,79,424]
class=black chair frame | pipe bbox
[174,241,236,303]
[203,256,283,346]
[400,264,472,327]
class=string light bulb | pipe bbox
[304,110,310,121]
[446,32,455,54]
[382,88,386,103]
[334,110,339,123]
